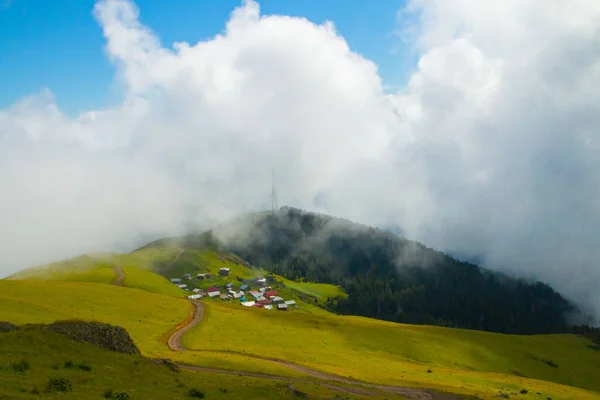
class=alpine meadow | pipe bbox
[2,0,600,399]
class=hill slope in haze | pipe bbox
[141,207,576,335]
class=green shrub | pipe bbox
[103,388,114,398]
[188,388,205,398]
[30,387,39,395]
[46,377,72,393]
[64,360,73,368]
[77,363,92,371]
[12,360,30,372]
[114,392,130,400]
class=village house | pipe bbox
[225,283,234,289]
[272,296,284,304]
[171,278,181,284]
[188,294,202,300]
[241,301,255,307]
[239,284,249,291]
[192,288,201,293]
[206,287,218,292]
[284,300,296,307]
[264,305,273,310]
[197,273,206,280]
[256,277,267,285]
[277,303,288,311]
[177,284,188,289]
[208,291,220,298]
[265,291,278,298]
[220,293,231,300]
[219,268,231,277]
[183,273,192,280]
[233,292,242,299]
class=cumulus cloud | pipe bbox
[1,0,599,320]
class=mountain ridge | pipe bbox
[138,206,578,335]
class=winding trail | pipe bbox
[167,301,464,400]
[113,267,125,286]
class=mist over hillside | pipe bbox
[1,0,600,324]
[141,207,584,334]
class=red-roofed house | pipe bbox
[207,287,218,292]
[265,291,278,297]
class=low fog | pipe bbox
[1,0,599,320]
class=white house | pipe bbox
[177,284,188,289]
[208,291,220,298]
[241,301,256,307]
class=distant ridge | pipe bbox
[139,207,576,335]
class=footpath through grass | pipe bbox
[0,280,189,358]
[0,327,383,400]
[182,302,600,400]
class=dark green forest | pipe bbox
[141,207,579,335]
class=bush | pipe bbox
[51,363,60,370]
[46,377,72,393]
[64,360,73,368]
[188,388,205,398]
[114,392,130,400]
[542,359,558,368]
[103,388,114,398]
[30,387,40,395]
[78,363,92,371]
[12,360,30,372]
[520,389,528,394]
[219,388,228,393]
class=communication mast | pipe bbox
[271,168,278,213]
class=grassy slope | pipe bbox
[183,302,600,400]
[0,280,189,358]
[5,251,187,298]
[121,266,186,297]
[143,247,344,314]
[0,328,381,400]
[6,254,118,284]
[0,279,306,379]
[4,248,600,399]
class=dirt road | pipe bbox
[167,301,464,400]
[113,267,125,286]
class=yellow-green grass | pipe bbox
[0,280,189,358]
[6,254,119,284]
[278,276,347,301]
[121,266,186,297]
[182,302,600,399]
[0,328,383,400]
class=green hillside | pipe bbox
[2,249,600,399]
[0,326,382,400]
[184,301,600,399]
[6,252,186,297]
[144,208,576,335]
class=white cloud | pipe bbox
[1,0,600,321]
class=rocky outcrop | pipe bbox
[0,321,19,333]
[44,321,140,355]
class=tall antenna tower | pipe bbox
[271,168,278,213]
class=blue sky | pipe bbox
[0,0,413,116]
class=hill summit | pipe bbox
[140,207,575,334]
